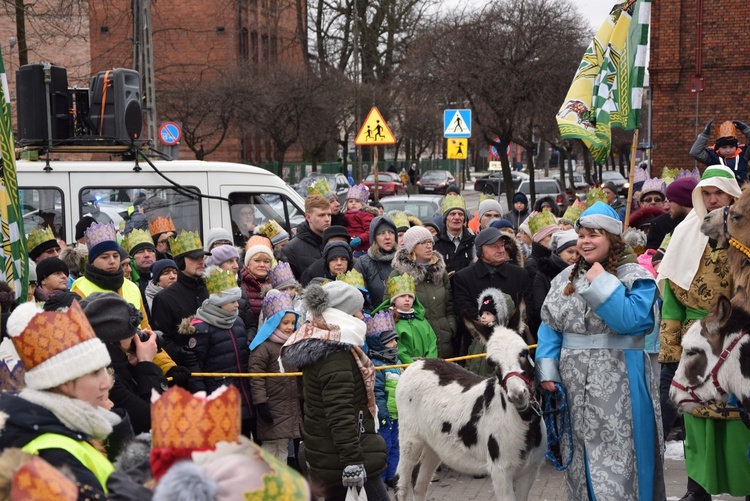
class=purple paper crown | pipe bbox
[365,310,396,336]
[261,290,295,320]
[640,177,666,196]
[84,222,117,250]
[675,168,701,182]
[347,184,370,205]
[269,262,297,289]
[633,166,649,184]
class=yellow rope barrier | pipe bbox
[168,344,538,380]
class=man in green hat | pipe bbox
[433,194,475,274]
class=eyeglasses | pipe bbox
[416,240,433,247]
[642,197,663,203]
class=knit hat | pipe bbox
[489,219,514,231]
[204,227,234,251]
[369,216,397,245]
[35,257,69,284]
[7,301,110,390]
[441,194,468,220]
[518,222,532,239]
[576,201,623,236]
[28,261,36,284]
[204,244,239,268]
[170,230,211,260]
[549,229,578,254]
[80,292,142,343]
[42,291,81,312]
[203,266,242,306]
[603,181,618,194]
[389,211,410,232]
[512,192,529,206]
[639,177,666,200]
[257,220,290,246]
[27,227,58,261]
[665,177,698,207]
[85,223,119,263]
[75,215,97,241]
[245,234,273,250]
[150,259,178,285]
[269,262,297,290]
[243,244,273,267]
[322,225,351,243]
[387,274,415,301]
[323,241,353,266]
[321,281,364,316]
[347,184,370,205]
[402,225,433,253]
[715,136,739,148]
[477,200,503,222]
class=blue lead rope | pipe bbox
[541,382,573,471]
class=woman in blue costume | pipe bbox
[536,202,665,501]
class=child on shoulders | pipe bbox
[342,185,375,257]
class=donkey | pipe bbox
[670,292,750,425]
[395,314,545,501]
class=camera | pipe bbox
[136,330,150,342]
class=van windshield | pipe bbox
[228,191,304,247]
[20,187,65,240]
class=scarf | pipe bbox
[269,328,290,344]
[84,263,124,291]
[144,281,163,310]
[20,388,121,440]
[281,309,377,425]
[396,309,415,321]
[195,301,238,330]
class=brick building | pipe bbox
[649,1,750,176]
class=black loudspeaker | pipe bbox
[16,64,73,145]
[89,68,142,140]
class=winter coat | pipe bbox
[248,340,303,441]
[524,241,552,336]
[238,285,257,338]
[353,245,396,306]
[646,212,683,251]
[502,193,529,231]
[343,209,375,252]
[281,221,324,280]
[240,268,267,328]
[280,339,387,487]
[300,257,329,287]
[372,298,438,365]
[107,344,168,435]
[386,249,456,358]
[433,227,475,274]
[178,316,253,419]
[690,128,750,185]
[372,359,401,421]
[532,252,570,333]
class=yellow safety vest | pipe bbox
[71,276,150,329]
[22,433,115,492]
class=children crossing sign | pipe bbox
[355,107,396,145]
[447,138,468,159]
[444,109,471,138]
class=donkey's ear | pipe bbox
[462,312,493,344]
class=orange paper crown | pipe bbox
[11,455,78,501]
[149,216,176,237]
[718,120,738,139]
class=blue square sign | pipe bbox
[444,109,471,138]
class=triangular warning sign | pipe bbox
[355,107,396,146]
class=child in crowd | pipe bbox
[690,119,750,186]
[249,290,303,462]
[342,184,375,257]
[466,288,515,377]
[144,259,178,311]
[366,310,402,489]
[262,262,305,325]
[373,275,437,364]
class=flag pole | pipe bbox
[623,129,639,229]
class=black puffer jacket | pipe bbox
[433,227,475,274]
[281,221,324,279]
[353,245,396,306]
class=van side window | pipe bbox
[20,187,65,241]
[228,192,304,247]
[79,187,202,236]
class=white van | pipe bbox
[16,158,306,245]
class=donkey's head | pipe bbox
[671,292,750,413]
[463,313,534,410]
[701,188,750,246]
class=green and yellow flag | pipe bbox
[0,47,27,300]
[556,0,651,164]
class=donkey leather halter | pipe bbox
[723,205,750,260]
[671,329,748,407]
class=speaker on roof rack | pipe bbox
[89,68,142,141]
[16,63,73,146]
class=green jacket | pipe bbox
[465,337,493,377]
[373,297,438,365]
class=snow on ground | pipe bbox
[665,440,685,461]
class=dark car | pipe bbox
[379,194,444,220]
[601,170,630,196]
[473,171,529,195]
[553,173,591,202]
[362,172,407,199]
[417,170,457,195]
[517,178,569,211]
[293,173,350,204]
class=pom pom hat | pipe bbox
[575,201,623,236]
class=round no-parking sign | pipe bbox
[159,122,182,146]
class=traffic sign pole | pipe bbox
[373,147,379,201]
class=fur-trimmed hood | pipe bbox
[391,249,446,285]
[476,287,513,325]
[280,338,352,369]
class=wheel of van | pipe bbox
[482,185,496,196]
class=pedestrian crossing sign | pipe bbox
[355,107,396,145]
[447,138,468,159]
[444,109,471,138]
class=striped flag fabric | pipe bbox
[556,0,651,164]
[0,47,28,301]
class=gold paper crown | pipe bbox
[478,193,495,203]
[149,216,176,237]
[11,455,78,500]
[151,385,241,450]
[441,194,467,216]
[306,177,333,198]
[27,227,55,252]
[560,199,586,224]
[387,274,415,299]
[169,230,203,257]
[390,211,409,231]
[528,211,557,235]
[337,269,365,289]
[122,228,154,254]
[660,167,678,184]
[586,187,608,207]
[204,268,238,295]
[718,120,738,139]
[258,220,286,242]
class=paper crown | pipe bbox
[26,227,56,252]
[365,310,396,336]
[633,166,649,184]
[660,167,678,184]
[528,210,558,235]
[169,230,203,257]
[390,211,410,231]
[149,216,176,237]
[0,360,25,394]
[478,193,495,203]
[586,187,608,207]
[640,177,666,197]
[122,228,153,254]
[7,302,109,391]
[718,120,738,139]
[347,184,370,205]
[337,269,365,289]
[204,268,238,295]
[151,385,241,450]
[387,274,415,299]
[261,290,295,320]
[441,194,467,217]
[269,262,297,289]
[675,167,701,182]
[306,177,333,199]
[560,199,585,224]
[84,222,117,251]
[258,220,289,244]
[10,455,78,501]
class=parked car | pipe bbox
[552,173,591,202]
[362,172,407,199]
[417,170,457,195]
[517,178,569,211]
[293,173,350,204]
[473,171,529,195]
[379,194,444,220]
[601,170,629,196]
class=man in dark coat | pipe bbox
[281,195,331,279]
[646,177,697,250]
[433,194,475,274]
[300,226,351,286]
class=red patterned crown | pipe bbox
[11,455,78,500]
